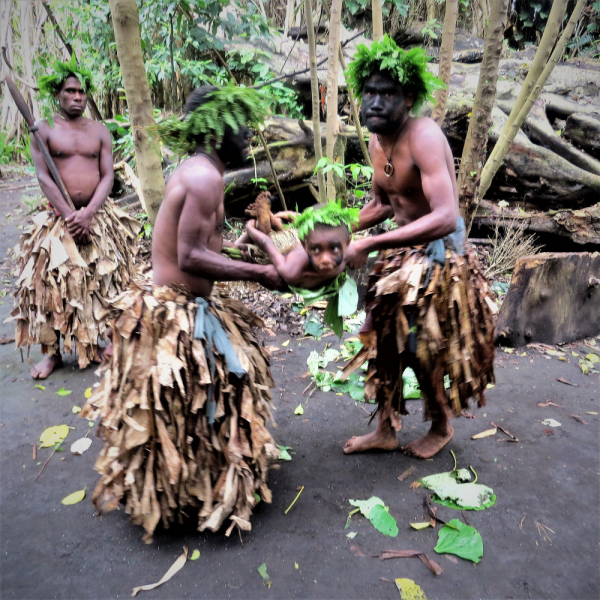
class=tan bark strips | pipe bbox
[325,0,343,201]
[432,0,459,125]
[305,0,327,202]
[109,0,165,225]
[457,0,509,222]
[372,0,384,41]
[479,0,568,198]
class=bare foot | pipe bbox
[402,423,454,459]
[343,428,399,454]
[30,354,62,379]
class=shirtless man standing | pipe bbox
[11,60,140,378]
[83,85,284,542]
[341,37,496,459]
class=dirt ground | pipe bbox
[0,180,599,600]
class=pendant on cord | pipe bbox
[384,162,394,177]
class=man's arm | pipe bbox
[177,171,283,289]
[66,124,114,237]
[29,122,74,219]
[348,122,458,267]
[246,220,308,285]
[353,179,394,232]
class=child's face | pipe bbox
[303,226,349,275]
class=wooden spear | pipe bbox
[3,76,75,211]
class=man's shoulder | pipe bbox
[169,158,222,201]
[407,117,446,147]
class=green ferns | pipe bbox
[345,35,445,114]
[37,55,96,102]
[156,81,269,155]
[293,201,359,242]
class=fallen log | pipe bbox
[563,113,600,161]
[495,252,600,346]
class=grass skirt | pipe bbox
[81,281,278,543]
[8,200,141,368]
[343,245,497,424]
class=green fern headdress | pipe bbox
[345,35,445,114]
[37,55,96,101]
[157,81,269,155]
[294,201,359,242]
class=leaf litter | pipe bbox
[381,549,443,576]
[132,547,188,596]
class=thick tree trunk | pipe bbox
[372,0,383,41]
[305,0,326,203]
[457,0,509,222]
[479,0,569,198]
[495,252,600,347]
[324,0,342,202]
[432,0,459,125]
[109,0,165,225]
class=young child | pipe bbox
[245,201,360,335]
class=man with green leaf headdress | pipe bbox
[341,36,496,459]
[82,83,283,543]
[9,57,140,379]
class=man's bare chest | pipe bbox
[47,126,101,160]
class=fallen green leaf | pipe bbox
[294,562,299,570]
[434,518,483,563]
[349,497,398,537]
[294,404,304,415]
[84,387,92,399]
[39,424,70,448]
[253,492,261,504]
[61,487,86,505]
[282,340,290,347]
[420,468,496,511]
[257,563,271,587]
[190,550,200,561]
[586,353,599,364]
[56,388,72,396]
[277,445,293,461]
[88,421,95,428]
[395,578,428,600]
[346,531,357,539]
[34,384,46,391]
[72,405,82,414]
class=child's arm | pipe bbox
[246,220,307,286]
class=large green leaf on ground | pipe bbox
[349,497,398,537]
[434,519,483,563]
[420,471,496,510]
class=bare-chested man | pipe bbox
[82,85,283,542]
[10,61,140,378]
[341,37,496,459]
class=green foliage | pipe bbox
[293,200,360,242]
[349,497,399,537]
[434,519,484,563]
[345,34,445,113]
[37,54,96,103]
[156,81,269,155]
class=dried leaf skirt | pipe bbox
[344,245,496,424]
[8,200,141,368]
[81,282,278,543]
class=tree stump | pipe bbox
[495,252,600,347]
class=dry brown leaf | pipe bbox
[409,481,421,490]
[131,547,188,596]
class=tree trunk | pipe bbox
[19,0,40,122]
[479,0,569,198]
[495,252,600,347]
[109,0,165,225]
[457,0,509,222]
[372,0,383,41]
[284,0,295,37]
[305,0,326,203]
[432,0,459,125]
[324,0,342,202]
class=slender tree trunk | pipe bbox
[338,45,373,169]
[324,0,342,201]
[372,0,383,41]
[425,0,438,21]
[457,0,509,224]
[109,0,165,224]
[305,0,327,202]
[19,1,40,121]
[479,0,568,198]
[284,0,295,37]
[432,0,459,125]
